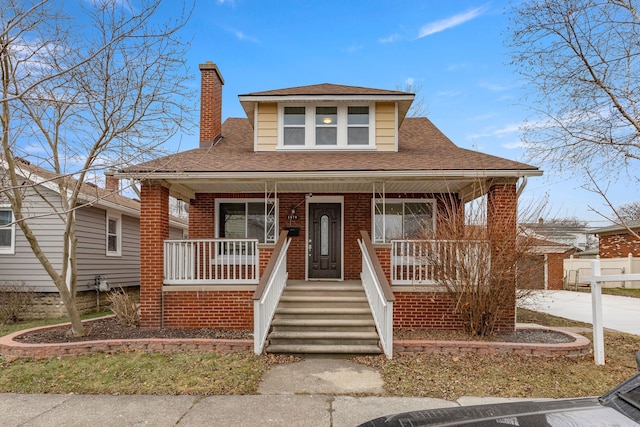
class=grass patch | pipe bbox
[0,351,266,395]
[516,308,591,328]
[602,288,640,299]
[0,310,112,337]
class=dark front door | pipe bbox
[308,203,341,279]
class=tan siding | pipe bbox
[256,102,278,151]
[376,102,396,151]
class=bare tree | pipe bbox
[617,201,640,221]
[1,0,194,336]
[507,0,640,196]
[418,193,541,336]
[395,81,429,117]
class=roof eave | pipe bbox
[115,169,543,181]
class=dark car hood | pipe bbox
[359,397,639,426]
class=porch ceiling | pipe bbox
[160,175,505,202]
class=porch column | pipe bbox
[140,181,170,328]
[487,180,517,330]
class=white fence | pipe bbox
[391,240,489,285]
[564,254,640,289]
[164,239,259,285]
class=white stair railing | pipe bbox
[358,231,395,359]
[253,231,291,355]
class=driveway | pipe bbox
[520,290,640,336]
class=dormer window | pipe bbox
[278,103,374,149]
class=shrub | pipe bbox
[108,287,139,327]
[0,281,34,324]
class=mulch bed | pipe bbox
[14,317,254,343]
[12,317,575,345]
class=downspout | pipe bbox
[516,176,528,199]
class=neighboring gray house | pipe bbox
[0,158,187,317]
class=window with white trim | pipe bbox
[347,106,369,145]
[283,106,306,146]
[0,208,15,254]
[279,103,373,148]
[217,199,277,243]
[106,212,122,256]
[373,199,436,243]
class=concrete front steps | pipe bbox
[265,280,382,355]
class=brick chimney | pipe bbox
[105,175,119,193]
[199,62,225,148]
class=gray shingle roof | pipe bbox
[125,117,539,174]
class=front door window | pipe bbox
[308,203,341,279]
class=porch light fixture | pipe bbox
[287,206,298,220]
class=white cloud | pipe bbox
[223,27,260,43]
[479,81,514,92]
[466,123,521,140]
[379,33,401,43]
[346,43,364,53]
[436,90,462,98]
[405,77,415,85]
[417,5,487,38]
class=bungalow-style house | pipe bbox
[0,158,187,318]
[115,62,542,357]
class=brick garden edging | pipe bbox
[394,325,592,358]
[0,319,590,360]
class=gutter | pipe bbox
[113,169,543,181]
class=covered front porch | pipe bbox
[133,174,522,357]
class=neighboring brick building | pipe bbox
[595,221,640,258]
[115,62,542,354]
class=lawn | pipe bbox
[358,308,640,400]
[1,308,639,398]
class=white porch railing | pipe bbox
[359,231,394,359]
[164,239,259,285]
[390,239,489,285]
[253,230,291,355]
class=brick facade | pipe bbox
[141,189,518,331]
[486,182,518,330]
[139,182,169,328]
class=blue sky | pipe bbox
[163,0,635,226]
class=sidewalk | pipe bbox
[0,358,539,427]
[520,290,640,335]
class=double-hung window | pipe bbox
[347,106,369,145]
[217,199,277,244]
[373,199,435,243]
[283,107,306,146]
[106,212,122,256]
[0,208,15,254]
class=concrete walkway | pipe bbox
[520,290,640,335]
[0,357,541,427]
